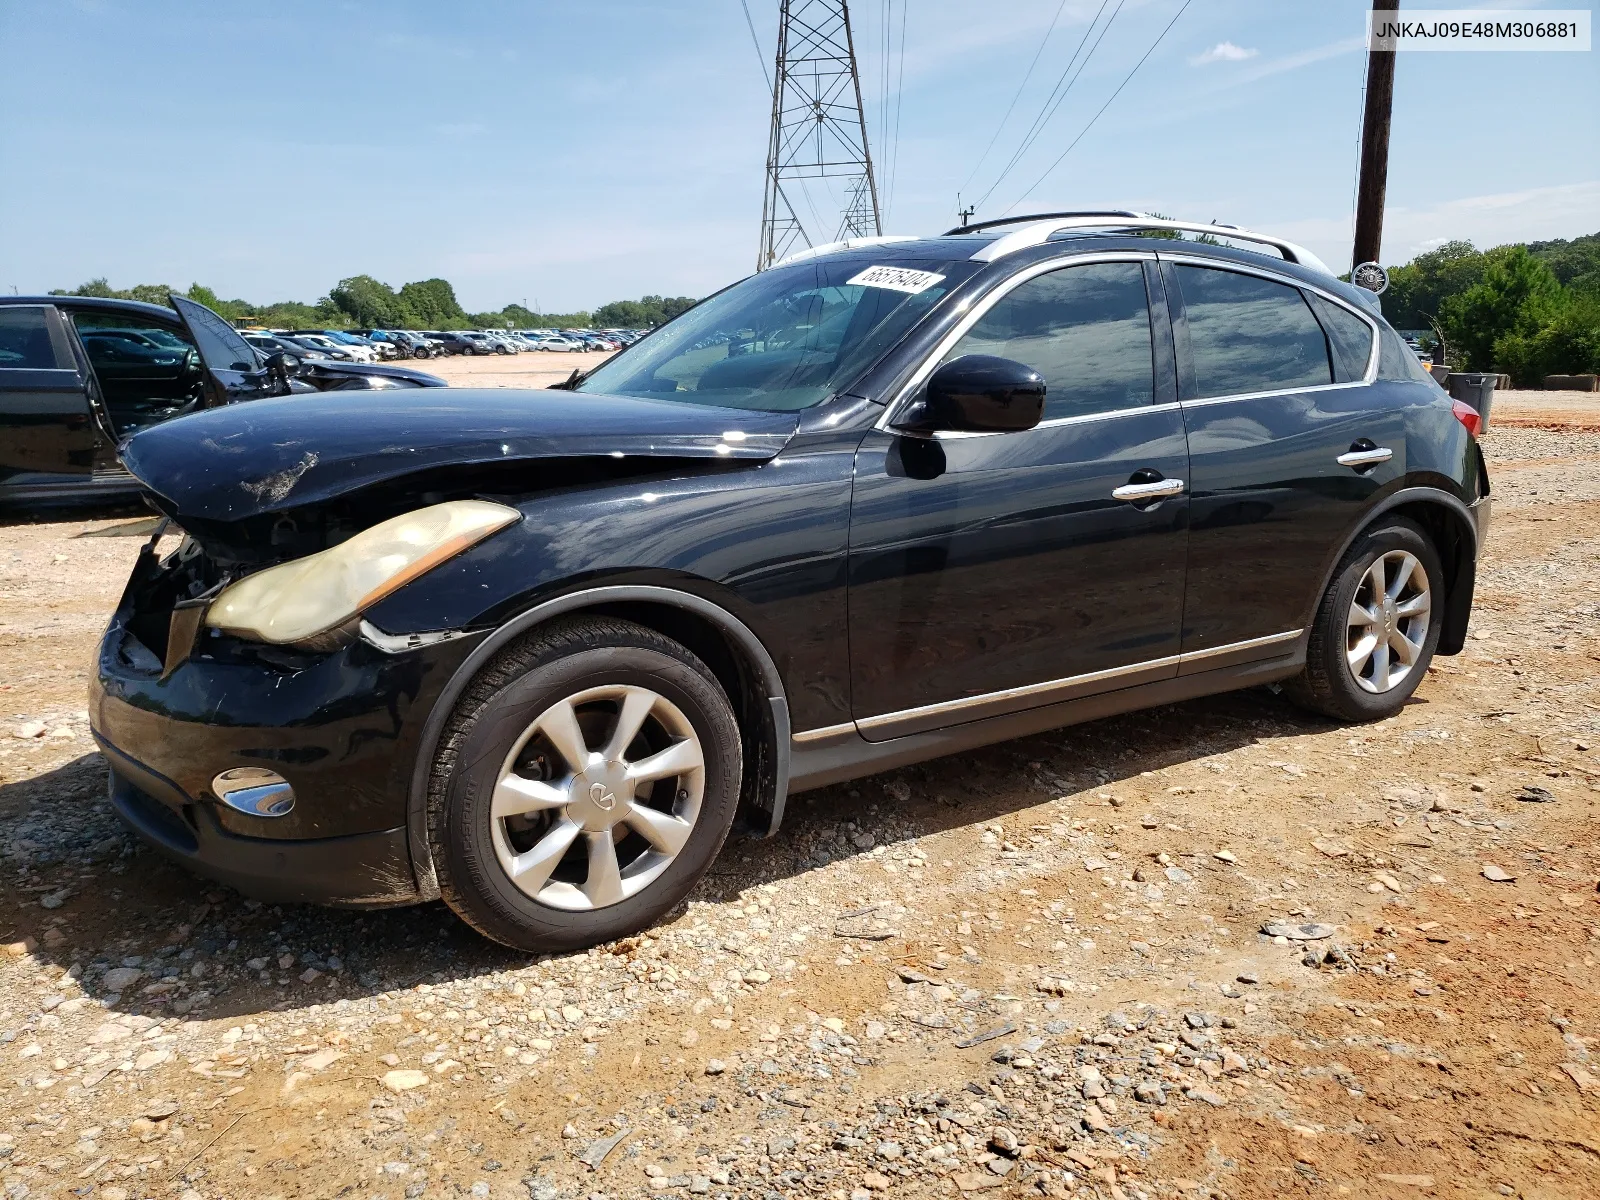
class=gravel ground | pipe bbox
[1,419,1597,1200]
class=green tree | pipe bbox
[1440,246,1564,375]
[50,277,119,298]
[592,294,698,327]
[1380,240,1486,331]
[1490,289,1600,384]
[1526,231,1600,293]
[396,278,468,329]
[330,274,412,328]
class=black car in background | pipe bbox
[0,295,445,504]
[421,331,473,355]
[88,214,1490,953]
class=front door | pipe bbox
[1160,257,1403,662]
[0,304,99,485]
[847,256,1190,740]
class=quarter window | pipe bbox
[941,262,1154,421]
[1173,265,1332,399]
[1304,292,1374,383]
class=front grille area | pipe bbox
[119,535,228,670]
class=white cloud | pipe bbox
[1268,180,1600,270]
[1191,41,1259,65]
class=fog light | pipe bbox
[212,767,295,818]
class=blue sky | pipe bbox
[1,0,1595,312]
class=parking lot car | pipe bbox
[89,214,1489,952]
[417,331,466,355]
[528,334,584,352]
[1,295,445,504]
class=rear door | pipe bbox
[1161,255,1397,665]
[170,295,283,405]
[0,304,100,481]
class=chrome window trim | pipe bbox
[1176,379,1373,410]
[969,217,1334,276]
[875,250,1158,433]
[1157,252,1381,388]
[791,628,1304,741]
[929,400,1183,440]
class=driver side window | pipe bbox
[941,261,1156,422]
[71,311,203,438]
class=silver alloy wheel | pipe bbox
[1346,550,1431,694]
[489,685,704,911]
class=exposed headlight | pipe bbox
[205,500,519,644]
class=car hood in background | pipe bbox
[305,359,447,387]
[119,388,799,523]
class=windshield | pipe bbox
[575,256,973,411]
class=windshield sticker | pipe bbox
[846,265,947,294]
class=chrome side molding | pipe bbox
[792,628,1304,743]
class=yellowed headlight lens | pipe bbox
[205,500,519,644]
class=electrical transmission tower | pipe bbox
[757,0,881,270]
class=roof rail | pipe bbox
[941,210,1145,236]
[771,234,919,269]
[964,216,1334,276]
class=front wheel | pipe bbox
[1284,517,1443,721]
[427,617,743,952]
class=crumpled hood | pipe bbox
[119,387,799,522]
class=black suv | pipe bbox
[0,295,444,504]
[89,215,1490,951]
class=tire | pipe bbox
[1284,516,1443,722]
[427,616,743,952]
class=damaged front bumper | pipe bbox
[89,545,484,907]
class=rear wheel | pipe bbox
[1284,517,1442,721]
[427,617,742,952]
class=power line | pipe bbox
[1002,0,1194,215]
[957,0,1070,198]
[975,0,1121,211]
[886,0,906,221]
[739,0,771,88]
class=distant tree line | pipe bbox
[1380,231,1600,384]
[48,275,700,332]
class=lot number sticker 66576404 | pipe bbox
[845,265,947,294]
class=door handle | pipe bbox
[1336,446,1393,468]
[1112,477,1186,502]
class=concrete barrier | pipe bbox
[1543,374,1599,392]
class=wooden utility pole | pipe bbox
[1352,0,1397,269]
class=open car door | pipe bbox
[0,303,101,485]
[169,295,285,407]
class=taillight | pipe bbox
[1451,399,1482,438]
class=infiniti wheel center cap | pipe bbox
[568,761,632,831]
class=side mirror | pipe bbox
[264,351,303,385]
[901,354,1046,433]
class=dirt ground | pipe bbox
[1,391,1597,1200]
[415,350,616,390]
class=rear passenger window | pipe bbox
[1172,265,1332,399]
[1304,292,1374,383]
[0,306,66,369]
[942,261,1154,421]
